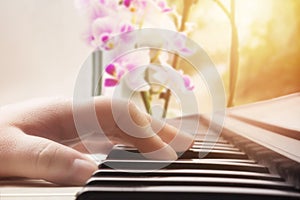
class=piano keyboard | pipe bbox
[76,124,300,200]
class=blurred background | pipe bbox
[0,0,299,108]
[185,0,300,105]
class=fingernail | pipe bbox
[69,159,97,185]
[142,143,178,160]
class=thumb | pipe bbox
[0,127,97,185]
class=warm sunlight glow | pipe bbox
[185,0,300,106]
[235,0,274,46]
[190,0,275,51]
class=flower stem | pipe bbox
[179,0,195,32]
[161,89,171,118]
[140,91,152,115]
[213,0,239,107]
[227,0,239,107]
[161,0,195,118]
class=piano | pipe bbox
[0,94,299,199]
[76,93,300,200]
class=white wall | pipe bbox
[0,0,223,114]
[0,0,91,106]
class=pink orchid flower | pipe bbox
[167,32,195,56]
[104,50,150,90]
[157,51,194,91]
[104,63,125,87]
[155,0,172,13]
[181,71,195,91]
[149,64,194,92]
[92,15,134,50]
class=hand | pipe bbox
[0,97,193,185]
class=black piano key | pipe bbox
[107,148,249,160]
[107,148,148,160]
[194,139,229,144]
[85,176,295,191]
[93,169,283,181]
[193,133,217,138]
[76,186,300,200]
[100,159,269,173]
[193,142,235,148]
[183,159,256,164]
[191,145,240,151]
[180,149,249,159]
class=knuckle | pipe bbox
[34,142,60,174]
[0,128,18,158]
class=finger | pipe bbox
[60,131,114,155]
[127,134,178,160]
[121,102,178,160]
[0,127,97,185]
[124,104,194,152]
[71,140,114,154]
[73,131,178,161]
[109,118,178,160]
[151,118,195,152]
[93,98,175,160]
[111,99,156,139]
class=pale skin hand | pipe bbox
[0,97,193,185]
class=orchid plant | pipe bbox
[76,0,196,117]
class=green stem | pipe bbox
[162,89,171,118]
[140,91,152,115]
